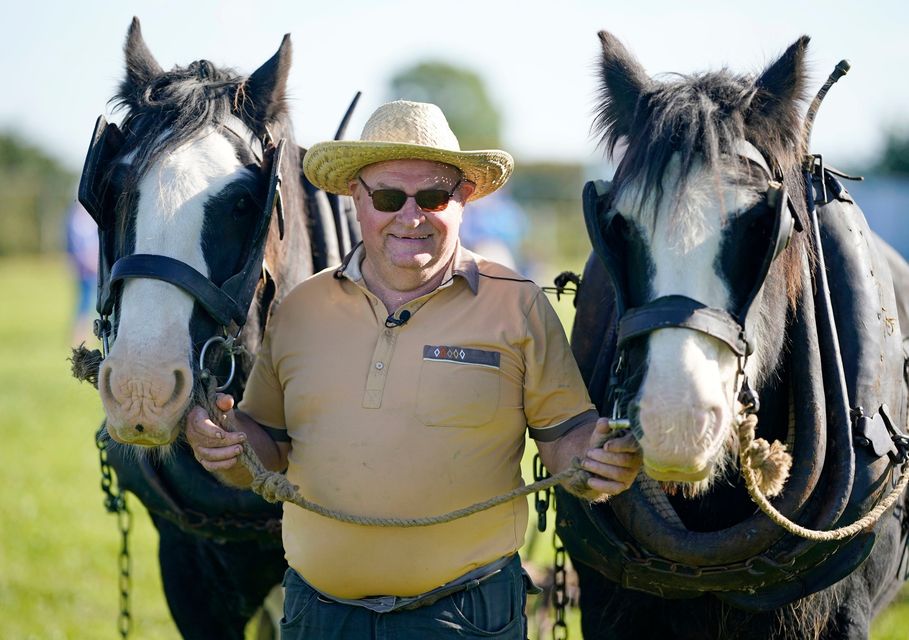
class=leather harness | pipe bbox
[559,147,909,609]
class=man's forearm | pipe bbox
[537,417,641,502]
[536,419,597,476]
[536,419,604,501]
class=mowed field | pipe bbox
[1,255,908,639]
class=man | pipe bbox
[187,100,641,639]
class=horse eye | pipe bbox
[233,196,253,218]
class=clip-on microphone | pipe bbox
[384,310,411,328]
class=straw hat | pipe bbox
[302,100,514,201]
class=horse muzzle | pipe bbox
[98,356,192,446]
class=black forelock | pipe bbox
[596,68,804,212]
[113,59,245,180]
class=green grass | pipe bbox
[1,255,907,639]
[0,256,179,638]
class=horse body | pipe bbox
[79,19,355,638]
[559,31,909,639]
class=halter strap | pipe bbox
[617,295,751,357]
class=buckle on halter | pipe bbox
[805,154,827,206]
[93,316,112,357]
[737,376,761,415]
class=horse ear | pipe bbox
[595,30,651,153]
[749,36,810,122]
[123,17,163,93]
[244,34,292,131]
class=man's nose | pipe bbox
[395,198,425,226]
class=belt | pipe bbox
[396,555,516,611]
[303,554,519,613]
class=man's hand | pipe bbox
[579,418,641,499]
[185,394,247,472]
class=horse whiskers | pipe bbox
[658,430,741,499]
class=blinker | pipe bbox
[79,111,290,339]
[78,115,124,229]
[583,141,798,364]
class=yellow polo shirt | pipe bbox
[239,244,596,598]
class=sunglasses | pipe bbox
[358,175,462,213]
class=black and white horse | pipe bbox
[559,32,909,639]
[77,19,355,638]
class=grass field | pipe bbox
[1,255,907,639]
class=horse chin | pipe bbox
[644,461,711,483]
[647,440,738,499]
[106,421,182,447]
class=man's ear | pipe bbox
[349,180,363,220]
[459,181,477,202]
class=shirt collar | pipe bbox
[335,242,479,295]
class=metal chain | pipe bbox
[97,429,132,638]
[552,516,569,640]
[535,453,569,640]
[533,453,551,532]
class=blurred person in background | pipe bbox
[459,187,530,275]
[65,200,98,344]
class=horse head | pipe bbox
[83,18,311,447]
[592,31,812,495]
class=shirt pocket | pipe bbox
[417,346,501,427]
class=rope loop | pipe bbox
[737,412,909,541]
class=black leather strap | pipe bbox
[618,294,750,356]
[107,254,246,327]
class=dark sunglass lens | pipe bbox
[415,190,450,212]
[371,189,407,212]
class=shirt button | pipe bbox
[375,362,384,370]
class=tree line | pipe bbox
[2,61,907,256]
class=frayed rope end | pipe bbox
[746,438,792,498]
[70,344,103,388]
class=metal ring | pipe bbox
[199,335,236,391]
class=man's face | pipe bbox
[352,159,474,287]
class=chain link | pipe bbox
[552,525,569,640]
[533,453,551,532]
[97,429,132,638]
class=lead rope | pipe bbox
[203,382,620,527]
[737,410,909,541]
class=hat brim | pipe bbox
[302,141,514,201]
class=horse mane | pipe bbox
[594,67,806,208]
[111,58,292,186]
[593,38,815,310]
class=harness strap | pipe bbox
[106,254,246,327]
[618,294,751,357]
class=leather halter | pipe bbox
[78,113,287,356]
[584,141,801,418]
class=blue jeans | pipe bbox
[280,555,534,639]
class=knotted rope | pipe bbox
[737,412,909,541]
[70,344,104,389]
[200,384,617,527]
[71,346,908,536]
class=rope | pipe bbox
[737,412,909,541]
[72,353,908,537]
[203,385,617,528]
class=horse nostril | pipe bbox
[136,424,145,432]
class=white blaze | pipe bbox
[100,129,252,444]
[620,155,761,479]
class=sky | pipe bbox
[1,0,907,174]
